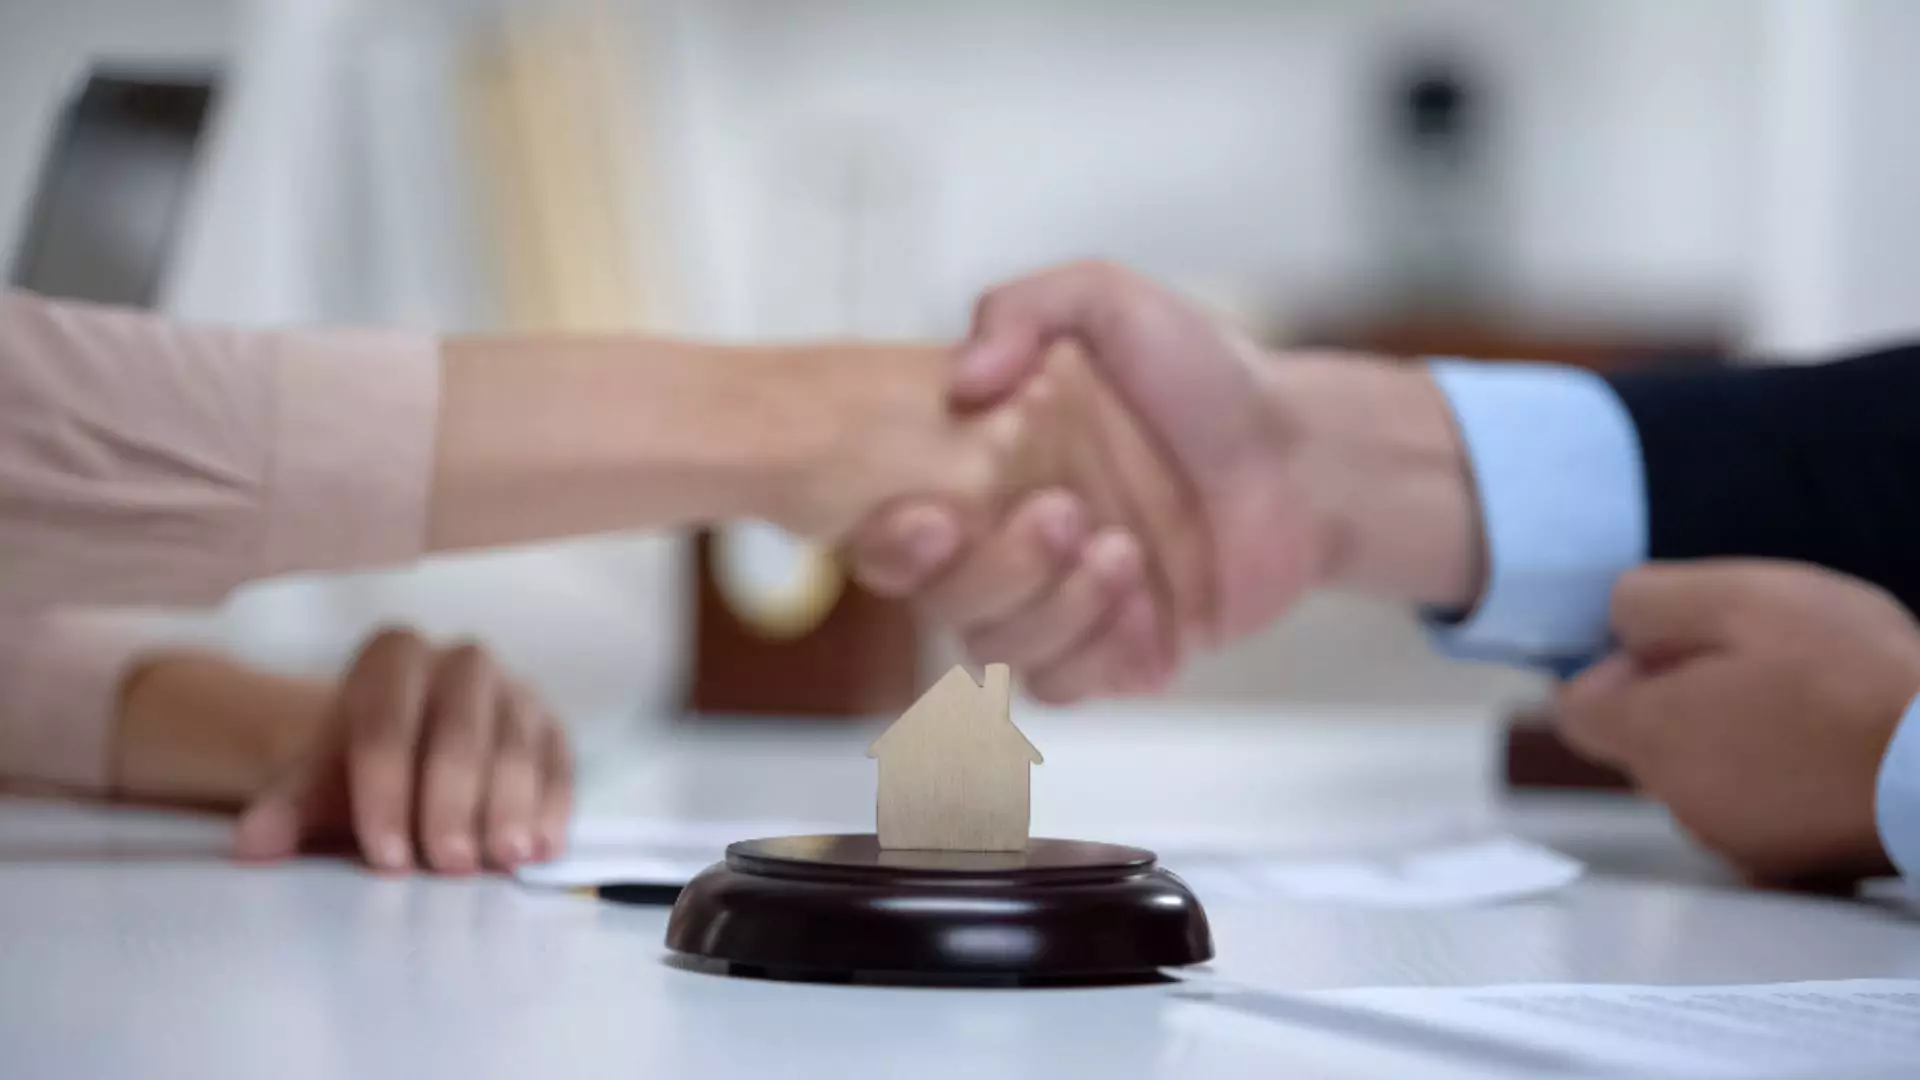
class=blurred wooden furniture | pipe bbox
[689,534,919,717]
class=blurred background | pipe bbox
[5,0,1919,758]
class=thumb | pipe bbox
[1609,562,1756,663]
[955,261,1266,486]
[233,744,347,863]
[952,260,1144,408]
[843,500,963,597]
[1552,651,1645,767]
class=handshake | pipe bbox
[779,261,1481,704]
[790,260,1489,706]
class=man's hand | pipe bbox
[849,261,1479,702]
[1557,560,1920,884]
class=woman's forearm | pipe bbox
[0,288,988,606]
[428,335,989,551]
[112,652,328,809]
[430,336,822,551]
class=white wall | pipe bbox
[656,0,1760,344]
[1749,0,1920,357]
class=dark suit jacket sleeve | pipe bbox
[1608,344,1920,611]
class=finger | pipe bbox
[341,628,436,873]
[1025,586,1161,704]
[914,490,1089,630]
[535,723,575,862]
[233,739,346,863]
[963,527,1140,672]
[843,500,963,597]
[1609,562,1764,662]
[954,260,1140,407]
[1552,652,1655,767]
[482,684,544,869]
[417,643,502,875]
[1106,589,1176,695]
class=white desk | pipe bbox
[4,706,1917,1079]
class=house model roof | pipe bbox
[866,664,1042,764]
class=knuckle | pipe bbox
[343,689,414,748]
[360,625,429,667]
[1022,367,1063,408]
[961,628,1016,668]
[542,726,575,780]
[1074,257,1124,286]
[497,695,544,753]
[1025,676,1072,706]
[972,285,1010,327]
[439,641,492,680]
[430,717,488,761]
[1608,567,1656,619]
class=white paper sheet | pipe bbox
[1169,836,1583,907]
[1181,976,1920,1077]
[516,820,1582,908]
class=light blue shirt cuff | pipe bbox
[1878,693,1920,880]
[1423,361,1648,671]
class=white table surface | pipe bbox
[4,704,1917,1079]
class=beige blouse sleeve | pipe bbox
[0,613,156,793]
[0,288,440,609]
[0,290,441,793]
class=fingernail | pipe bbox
[1088,532,1141,584]
[441,834,477,872]
[955,341,992,379]
[951,342,1008,400]
[499,828,533,866]
[233,802,294,861]
[372,834,411,872]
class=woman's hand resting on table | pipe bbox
[116,627,571,875]
[231,628,572,874]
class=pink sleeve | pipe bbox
[0,612,154,793]
[0,289,440,609]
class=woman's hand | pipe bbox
[753,343,1023,543]
[230,629,572,874]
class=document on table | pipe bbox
[1183,977,1920,1077]
[516,819,1582,908]
[1166,836,1581,907]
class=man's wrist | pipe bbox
[1260,352,1482,607]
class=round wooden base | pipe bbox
[663,834,1213,986]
